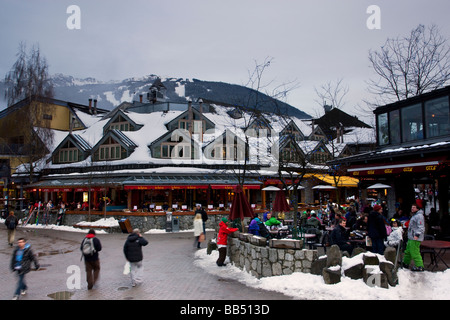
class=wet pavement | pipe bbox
[0,226,291,301]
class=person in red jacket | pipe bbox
[216,218,238,267]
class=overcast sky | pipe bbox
[1,0,449,120]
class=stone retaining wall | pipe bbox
[227,234,318,278]
[18,210,234,233]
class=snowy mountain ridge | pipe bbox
[0,73,311,119]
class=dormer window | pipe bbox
[98,137,121,160]
[109,115,130,131]
[54,141,82,163]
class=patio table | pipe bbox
[420,240,450,271]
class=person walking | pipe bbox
[193,213,204,249]
[10,237,40,300]
[123,228,148,286]
[216,218,238,267]
[368,204,387,254]
[80,229,102,290]
[195,204,208,239]
[5,211,19,247]
[403,204,425,271]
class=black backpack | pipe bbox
[7,218,16,230]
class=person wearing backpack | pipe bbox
[5,211,19,247]
[80,229,102,290]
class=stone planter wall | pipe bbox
[18,210,232,233]
[227,233,318,278]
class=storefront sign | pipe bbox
[349,160,442,176]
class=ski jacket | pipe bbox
[10,243,39,275]
[193,219,203,237]
[5,215,18,230]
[123,233,148,262]
[330,225,349,247]
[217,221,238,247]
[248,219,260,236]
[368,210,387,240]
[384,227,403,247]
[408,210,425,241]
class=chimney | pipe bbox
[139,94,143,103]
[88,99,92,114]
[198,99,203,141]
[188,100,193,121]
[94,99,98,115]
[198,99,203,117]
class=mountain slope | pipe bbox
[1,74,311,118]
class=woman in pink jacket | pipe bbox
[216,218,238,267]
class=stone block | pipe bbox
[344,263,364,280]
[311,256,327,275]
[384,247,397,265]
[239,232,251,242]
[379,261,397,286]
[326,245,342,267]
[250,236,267,246]
[269,239,302,249]
[323,266,341,284]
[363,253,380,266]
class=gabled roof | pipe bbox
[314,108,371,134]
[164,106,215,130]
[102,109,144,133]
[91,129,137,152]
[280,120,305,139]
[51,133,92,162]
[149,128,198,149]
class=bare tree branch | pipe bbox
[367,24,450,106]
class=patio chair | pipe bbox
[421,235,436,267]
[312,231,330,253]
[304,227,320,249]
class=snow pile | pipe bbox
[75,217,119,227]
[194,248,450,300]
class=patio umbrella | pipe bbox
[312,185,337,190]
[272,189,290,212]
[262,186,281,191]
[285,185,305,190]
[367,183,391,189]
[229,185,254,221]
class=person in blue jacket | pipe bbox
[10,238,40,300]
[248,218,261,236]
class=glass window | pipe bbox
[425,97,449,138]
[389,110,400,144]
[377,113,389,145]
[401,104,423,142]
[162,145,168,158]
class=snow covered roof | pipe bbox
[14,101,375,175]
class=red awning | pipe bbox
[40,188,73,192]
[211,184,260,189]
[124,185,208,190]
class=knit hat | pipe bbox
[373,204,382,212]
[222,217,228,223]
